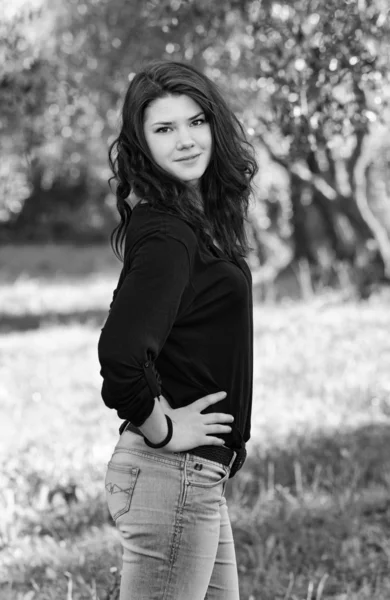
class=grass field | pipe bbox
[1,244,390,600]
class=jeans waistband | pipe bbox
[120,421,237,472]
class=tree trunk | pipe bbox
[290,173,317,264]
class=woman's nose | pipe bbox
[176,127,195,149]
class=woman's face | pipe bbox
[143,94,212,186]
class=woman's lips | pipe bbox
[175,154,201,163]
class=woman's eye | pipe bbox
[192,119,205,126]
[155,127,171,133]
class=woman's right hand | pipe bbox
[163,391,234,452]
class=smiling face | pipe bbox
[143,94,212,186]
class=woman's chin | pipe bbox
[176,170,205,184]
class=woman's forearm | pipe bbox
[137,397,169,444]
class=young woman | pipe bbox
[98,60,258,600]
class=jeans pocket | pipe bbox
[188,459,230,489]
[105,461,140,522]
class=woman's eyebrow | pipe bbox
[151,111,204,126]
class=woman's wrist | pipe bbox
[143,414,173,448]
[138,397,170,444]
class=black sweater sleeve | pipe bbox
[98,228,192,426]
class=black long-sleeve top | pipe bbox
[98,203,253,453]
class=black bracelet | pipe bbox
[143,414,173,448]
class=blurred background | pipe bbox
[1,1,390,599]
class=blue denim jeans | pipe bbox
[105,429,240,600]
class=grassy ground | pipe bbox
[1,244,390,599]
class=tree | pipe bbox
[153,0,390,290]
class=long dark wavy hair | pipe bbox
[108,60,258,261]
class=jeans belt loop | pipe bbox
[228,450,237,471]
